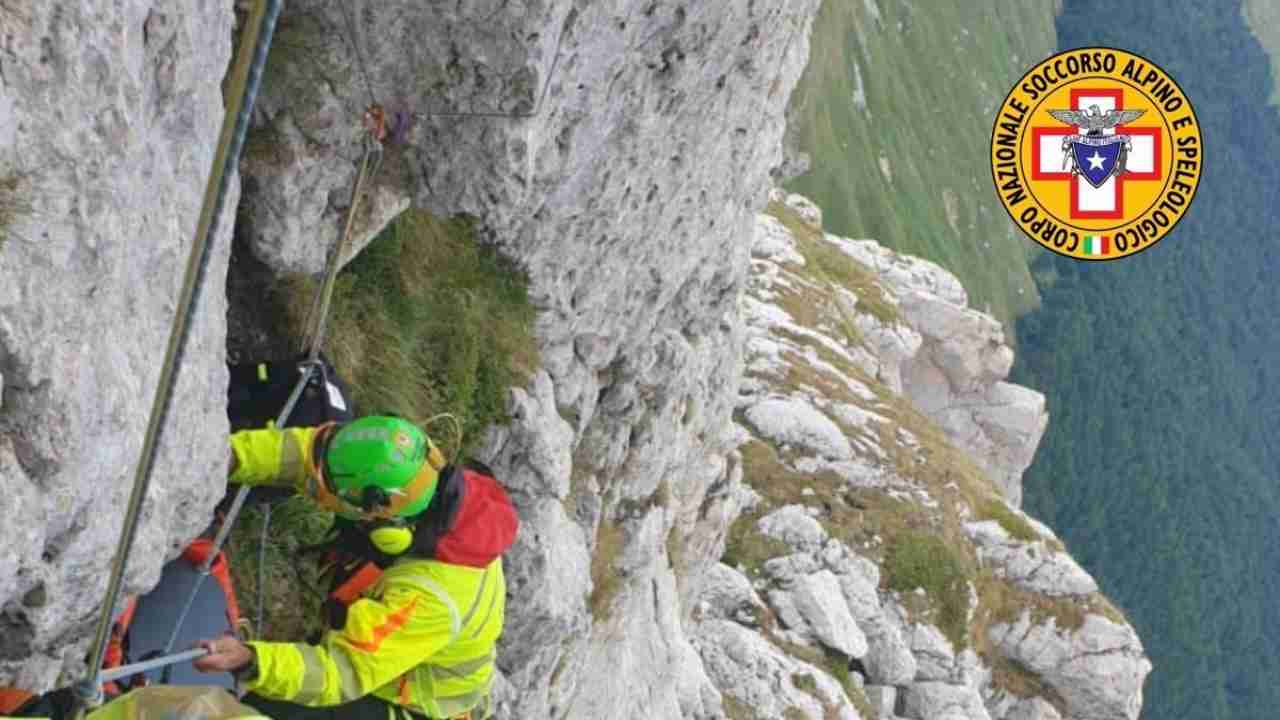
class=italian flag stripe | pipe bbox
[1084,235,1110,256]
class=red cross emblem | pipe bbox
[1030,88,1162,220]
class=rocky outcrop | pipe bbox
[0,2,234,686]
[830,238,1048,506]
[966,521,1098,598]
[988,614,1149,720]
[690,199,1149,720]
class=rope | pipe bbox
[300,141,379,358]
[256,501,271,638]
[422,412,464,464]
[72,0,283,713]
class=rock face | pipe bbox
[0,2,234,686]
[830,239,1048,506]
[988,614,1150,720]
[966,521,1098,598]
[235,1,822,718]
[689,199,1149,720]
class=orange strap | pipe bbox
[330,562,384,606]
[184,538,243,625]
[0,688,33,714]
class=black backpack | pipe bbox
[224,354,355,507]
[227,354,355,430]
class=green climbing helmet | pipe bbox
[322,416,440,520]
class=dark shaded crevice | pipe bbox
[224,223,296,364]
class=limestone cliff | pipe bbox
[0,1,234,685]
[697,193,1148,720]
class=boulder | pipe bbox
[910,623,958,682]
[754,214,808,266]
[759,505,829,552]
[865,684,897,720]
[902,682,992,720]
[699,562,768,625]
[783,192,824,230]
[863,620,918,686]
[819,236,1047,505]
[790,569,868,658]
[988,612,1151,720]
[695,618,860,720]
[744,397,854,460]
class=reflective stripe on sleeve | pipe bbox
[293,645,328,704]
[389,574,461,639]
[471,575,500,640]
[431,680,493,719]
[331,647,364,700]
[430,650,495,681]
[280,430,303,485]
[458,565,491,629]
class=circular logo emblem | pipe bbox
[991,48,1202,260]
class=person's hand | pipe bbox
[193,635,253,672]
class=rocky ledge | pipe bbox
[689,193,1150,720]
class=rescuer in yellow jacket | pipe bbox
[194,416,519,720]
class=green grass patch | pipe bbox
[988,652,1068,714]
[766,200,900,330]
[977,498,1040,543]
[884,530,970,646]
[721,694,757,720]
[282,209,538,459]
[226,497,334,642]
[975,571,1084,636]
[0,172,29,252]
[784,0,1058,331]
[791,672,846,720]
[589,518,626,622]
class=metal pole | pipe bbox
[73,1,282,714]
[97,648,212,684]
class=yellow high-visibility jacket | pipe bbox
[230,427,509,719]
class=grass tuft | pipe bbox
[282,209,538,459]
[883,530,970,647]
[721,694,757,720]
[977,498,1041,543]
[0,173,30,252]
[226,497,334,641]
[767,200,901,330]
[589,518,626,622]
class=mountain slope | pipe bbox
[783,0,1058,329]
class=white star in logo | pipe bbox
[1086,151,1106,171]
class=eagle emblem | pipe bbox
[1049,104,1147,189]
